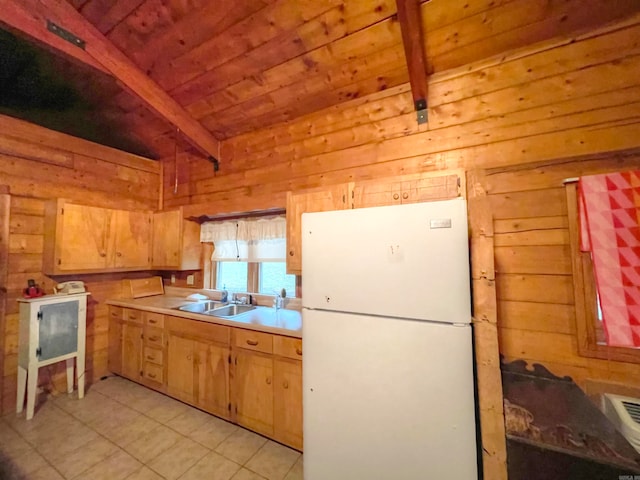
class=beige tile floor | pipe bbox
[0,376,303,480]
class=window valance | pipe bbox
[200,216,286,262]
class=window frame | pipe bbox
[565,181,640,363]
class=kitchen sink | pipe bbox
[176,300,225,313]
[207,304,256,317]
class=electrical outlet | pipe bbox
[171,274,176,284]
[186,274,195,285]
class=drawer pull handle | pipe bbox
[283,380,289,389]
[148,373,156,379]
[295,348,302,356]
[393,193,399,200]
[402,192,409,199]
[246,339,259,346]
[149,336,160,342]
[149,319,157,324]
[266,377,272,385]
[146,355,155,360]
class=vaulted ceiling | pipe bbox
[2,0,639,160]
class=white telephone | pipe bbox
[55,281,86,295]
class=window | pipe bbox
[259,262,296,296]
[566,180,640,363]
[202,216,297,298]
[216,261,248,292]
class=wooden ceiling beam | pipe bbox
[1,0,221,160]
[395,0,429,124]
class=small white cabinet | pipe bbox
[17,293,89,419]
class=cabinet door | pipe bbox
[286,184,349,275]
[408,173,461,203]
[274,359,303,450]
[112,210,151,269]
[351,179,402,208]
[152,210,181,268]
[167,334,195,403]
[121,323,142,380]
[195,341,230,418]
[108,317,122,375]
[58,203,110,271]
[234,350,274,436]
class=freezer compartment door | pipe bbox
[303,309,478,480]
[301,199,471,324]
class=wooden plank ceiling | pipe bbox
[3,0,640,159]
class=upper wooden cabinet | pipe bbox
[286,184,350,275]
[151,207,201,270]
[44,199,151,274]
[351,172,462,209]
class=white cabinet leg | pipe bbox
[77,352,85,399]
[65,358,75,394]
[16,366,27,413]
[26,365,38,420]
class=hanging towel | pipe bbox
[579,170,640,348]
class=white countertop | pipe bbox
[106,295,302,338]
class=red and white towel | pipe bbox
[579,170,640,348]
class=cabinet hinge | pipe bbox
[36,347,42,357]
[140,333,144,339]
[228,354,231,364]
[60,207,64,215]
[37,311,43,320]
[342,194,345,203]
[235,405,238,414]
[228,402,231,411]
[57,259,61,265]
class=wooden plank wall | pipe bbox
[487,152,640,391]
[0,115,159,413]
[163,13,640,391]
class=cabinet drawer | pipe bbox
[166,316,230,344]
[144,312,164,328]
[109,306,123,321]
[123,308,143,325]
[273,336,302,360]
[144,346,163,365]
[234,329,273,354]
[145,327,164,348]
[143,363,163,383]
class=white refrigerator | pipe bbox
[301,198,478,480]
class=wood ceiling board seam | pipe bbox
[426,0,640,75]
[206,66,409,137]
[88,0,147,35]
[123,0,268,73]
[427,10,640,87]
[158,0,343,93]
[185,26,405,119]
[14,0,221,159]
[193,42,405,122]
[168,2,401,105]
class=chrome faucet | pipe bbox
[273,290,284,311]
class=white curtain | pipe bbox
[201,216,286,262]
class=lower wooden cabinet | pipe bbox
[234,349,274,437]
[274,358,303,450]
[108,306,302,450]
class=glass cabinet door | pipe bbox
[38,300,79,361]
